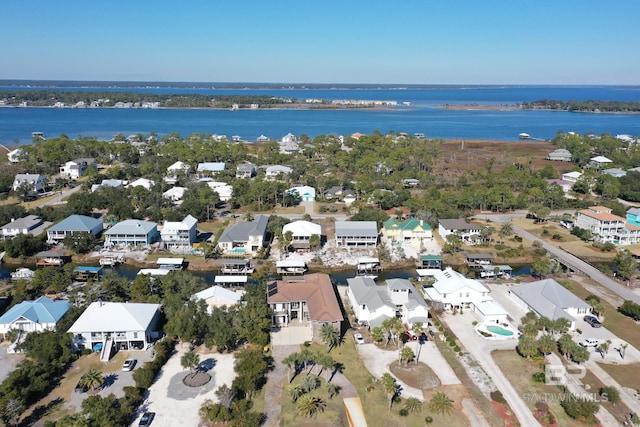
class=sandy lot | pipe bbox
[134,346,236,427]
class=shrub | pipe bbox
[495,243,507,250]
[551,234,562,240]
[453,345,460,352]
[472,321,478,326]
[425,415,434,424]
[532,371,546,383]
[514,235,523,242]
[560,393,599,420]
[398,408,409,417]
[599,386,620,404]
[490,390,507,404]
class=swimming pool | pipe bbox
[486,325,514,336]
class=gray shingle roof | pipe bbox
[510,279,590,321]
[335,221,378,237]
[347,277,393,312]
[218,215,268,243]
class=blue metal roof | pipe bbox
[0,296,70,326]
[48,214,103,233]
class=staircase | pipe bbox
[100,336,114,362]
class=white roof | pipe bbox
[157,258,184,265]
[192,285,245,303]
[475,300,507,316]
[214,276,248,284]
[167,161,191,172]
[137,269,171,276]
[162,215,197,233]
[276,260,307,268]
[68,301,160,333]
[282,220,321,237]
[126,178,154,189]
[163,187,187,199]
[590,156,612,163]
[562,171,582,179]
[424,267,489,294]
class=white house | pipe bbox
[206,181,234,201]
[419,268,508,324]
[47,214,103,243]
[282,220,322,252]
[509,279,591,329]
[562,171,583,183]
[288,185,316,202]
[12,174,47,193]
[589,156,613,169]
[59,158,96,180]
[197,162,226,176]
[347,276,396,328]
[438,219,482,244]
[104,219,159,247]
[7,148,22,164]
[335,221,378,247]
[0,296,70,337]
[236,162,256,179]
[163,186,187,202]
[91,179,127,193]
[160,214,198,253]
[165,161,191,184]
[576,206,627,244]
[68,301,162,352]
[279,133,300,154]
[546,149,572,162]
[191,286,245,313]
[217,215,268,257]
[1,215,52,240]
[265,165,292,180]
[126,178,155,190]
[347,277,429,328]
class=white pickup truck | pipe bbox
[579,338,599,347]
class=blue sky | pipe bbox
[2,1,639,84]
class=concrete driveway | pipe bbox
[444,312,542,426]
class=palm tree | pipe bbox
[320,323,340,352]
[300,374,321,393]
[401,345,415,366]
[537,334,556,356]
[80,368,104,392]
[326,382,340,399]
[428,391,454,417]
[404,397,423,413]
[242,211,254,222]
[215,384,235,409]
[181,350,200,377]
[283,352,302,383]
[296,395,326,418]
[621,343,629,359]
[381,373,400,411]
[499,222,513,244]
[286,384,304,402]
[315,352,336,380]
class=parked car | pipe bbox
[354,333,365,345]
[139,412,155,426]
[579,338,599,347]
[405,329,418,340]
[584,315,602,328]
[122,359,137,371]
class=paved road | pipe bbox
[477,212,640,305]
[39,184,84,207]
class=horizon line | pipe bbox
[1,79,639,88]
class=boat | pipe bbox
[519,133,531,139]
[11,268,35,280]
[276,260,307,275]
[32,131,46,140]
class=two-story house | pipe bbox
[47,214,104,243]
[282,220,322,252]
[12,174,47,193]
[382,218,433,245]
[335,221,378,247]
[438,219,482,244]
[576,206,627,244]
[267,274,343,341]
[160,214,198,253]
[265,165,292,180]
[59,158,97,180]
[68,301,161,353]
[217,215,268,257]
